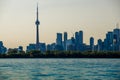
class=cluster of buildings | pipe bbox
[26,43,46,52]
[0,42,23,54]
[0,5,120,54]
[46,26,120,52]
[26,5,120,52]
[97,25,120,51]
[26,26,120,52]
[1,25,120,54]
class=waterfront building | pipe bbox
[79,31,83,51]
[113,26,120,51]
[79,31,83,45]
[47,44,51,51]
[64,32,68,50]
[0,41,7,54]
[75,32,79,50]
[39,43,46,52]
[18,46,23,52]
[106,32,114,51]
[55,33,64,50]
[26,44,36,52]
[27,43,46,52]
[56,33,62,46]
[97,39,103,52]
[90,37,94,51]
[66,39,73,50]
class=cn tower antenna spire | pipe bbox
[35,3,40,50]
[37,3,39,21]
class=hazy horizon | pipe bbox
[0,0,120,50]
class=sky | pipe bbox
[0,0,120,50]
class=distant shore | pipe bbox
[0,50,120,58]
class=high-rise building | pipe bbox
[75,32,79,50]
[79,31,83,45]
[64,32,67,50]
[0,41,7,54]
[55,33,63,50]
[35,4,40,50]
[56,33,62,46]
[64,32,67,42]
[113,25,120,51]
[90,37,94,51]
[106,32,113,51]
[75,32,79,43]
[113,28,120,43]
[97,39,102,51]
[79,31,83,51]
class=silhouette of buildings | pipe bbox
[18,46,23,52]
[56,33,62,46]
[46,24,120,52]
[55,33,63,50]
[1,23,120,53]
[47,43,56,51]
[90,37,94,51]
[20,5,120,52]
[97,39,103,51]
[113,26,120,51]
[39,43,46,52]
[26,4,46,52]
[27,43,46,52]
[27,44,36,52]
[7,46,24,54]
[64,32,68,50]
[0,41,7,54]
[79,31,83,45]
[1,5,120,53]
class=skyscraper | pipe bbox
[113,24,120,51]
[97,39,102,51]
[64,32,67,42]
[0,41,7,54]
[64,32,68,50]
[79,31,83,45]
[55,33,63,50]
[75,32,79,44]
[79,31,83,51]
[56,33,62,46]
[90,37,94,51]
[106,32,113,51]
[75,32,79,50]
[35,4,40,50]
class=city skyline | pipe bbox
[0,0,120,50]
[1,26,120,52]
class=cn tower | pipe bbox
[35,4,40,50]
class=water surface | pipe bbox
[0,59,120,80]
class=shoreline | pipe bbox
[1,51,120,58]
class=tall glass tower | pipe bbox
[35,4,40,50]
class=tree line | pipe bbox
[0,50,120,58]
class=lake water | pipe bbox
[0,59,120,80]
